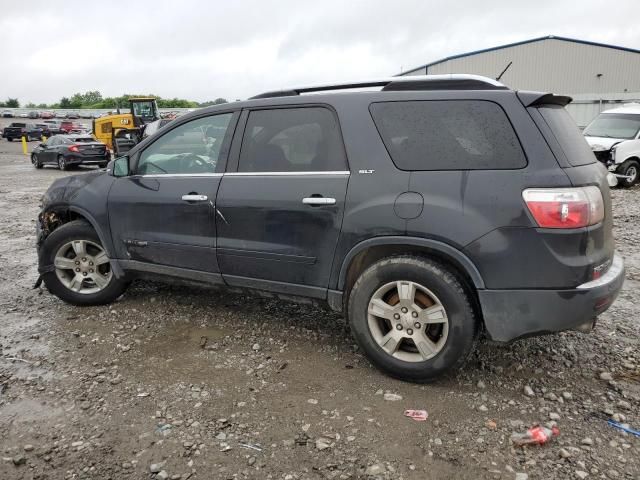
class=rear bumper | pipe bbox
[65,155,109,165]
[479,253,625,343]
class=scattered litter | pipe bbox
[383,393,403,401]
[608,420,640,437]
[137,392,150,398]
[511,425,559,446]
[404,409,428,421]
[485,420,497,429]
[155,424,172,435]
[238,443,263,452]
[2,357,32,364]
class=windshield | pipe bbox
[583,113,640,140]
[131,100,158,122]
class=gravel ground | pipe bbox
[0,132,638,480]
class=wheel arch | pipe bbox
[336,237,485,293]
[39,204,122,277]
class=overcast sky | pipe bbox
[1,0,639,104]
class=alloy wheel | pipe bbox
[54,240,112,294]
[367,280,449,362]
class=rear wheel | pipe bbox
[618,160,639,188]
[347,256,477,382]
[31,153,42,169]
[40,220,128,306]
[7,137,12,142]
[57,155,68,171]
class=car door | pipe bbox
[40,136,59,163]
[108,111,238,276]
[216,105,350,297]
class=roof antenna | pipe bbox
[496,61,513,81]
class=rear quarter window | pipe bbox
[536,105,595,167]
[369,100,526,170]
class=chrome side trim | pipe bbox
[137,173,223,178]
[577,253,624,289]
[133,171,351,179]
[224,171,351,176]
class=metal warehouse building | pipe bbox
[399,35,640,127]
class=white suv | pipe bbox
[584,104,640,187]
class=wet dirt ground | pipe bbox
[0,130,638,480]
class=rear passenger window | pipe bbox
[370,100,526,170]
[239,107,347,172]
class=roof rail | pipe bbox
[250,74,507,99]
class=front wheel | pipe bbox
[618,160,639,188]
[347,256,477,382]
[31,153,42,169]
[57,155,68,171]
[39,220,128,306]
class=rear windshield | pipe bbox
[72,137,95,143]
[369,100,526,170]
[10,123,26,127]
[537,105,595,166]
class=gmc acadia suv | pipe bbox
[36,75,625,382]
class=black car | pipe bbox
[31,135,110,170]
[35,123,54,138]
[35,75,624,382]
[2,123,43,141]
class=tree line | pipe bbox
[0,92,228,109]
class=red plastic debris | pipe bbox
[404,409,428,421]
[511,425,560,446]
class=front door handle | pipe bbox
[182,194,208,202]
[302,197,336,206]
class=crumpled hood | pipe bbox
[584,136,623,151]
[41,170,111,207]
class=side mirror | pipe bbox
[109,156,130,177]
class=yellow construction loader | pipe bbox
[93,97,160,154]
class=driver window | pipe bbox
[137,113,232,175]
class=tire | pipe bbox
[98,162,108,169]
[617,160,640,188]
[57,155,68,171]
[31,153,42,169]
[39,220,128,306]
[7,138,12,142]
[347,256,477,382]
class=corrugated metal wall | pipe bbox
[400,38,640,126]
[421,38,640,95]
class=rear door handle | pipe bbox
[302,197,336,205]
[182,194,208,202]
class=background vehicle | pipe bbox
[40,111,55,119]
[42,120,63,135]
[18,112,28,118]
[65,111,80,119]
[31,134,109,170]
[28,111,40,119]
[35,123,53,138]
[584,104,640,187]
[35,75,623,383]
[1,110,13,118]
[93,97,160,153]
[3,122,43,141]
[79,111,93,119]
[55,112,66,119]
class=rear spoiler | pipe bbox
[517,91,572,107]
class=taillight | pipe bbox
[522,186,604,229]
[68,145,80,152]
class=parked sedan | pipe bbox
[31,135,110,170]
[2,110,13,118]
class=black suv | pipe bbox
[36,75,625,382]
